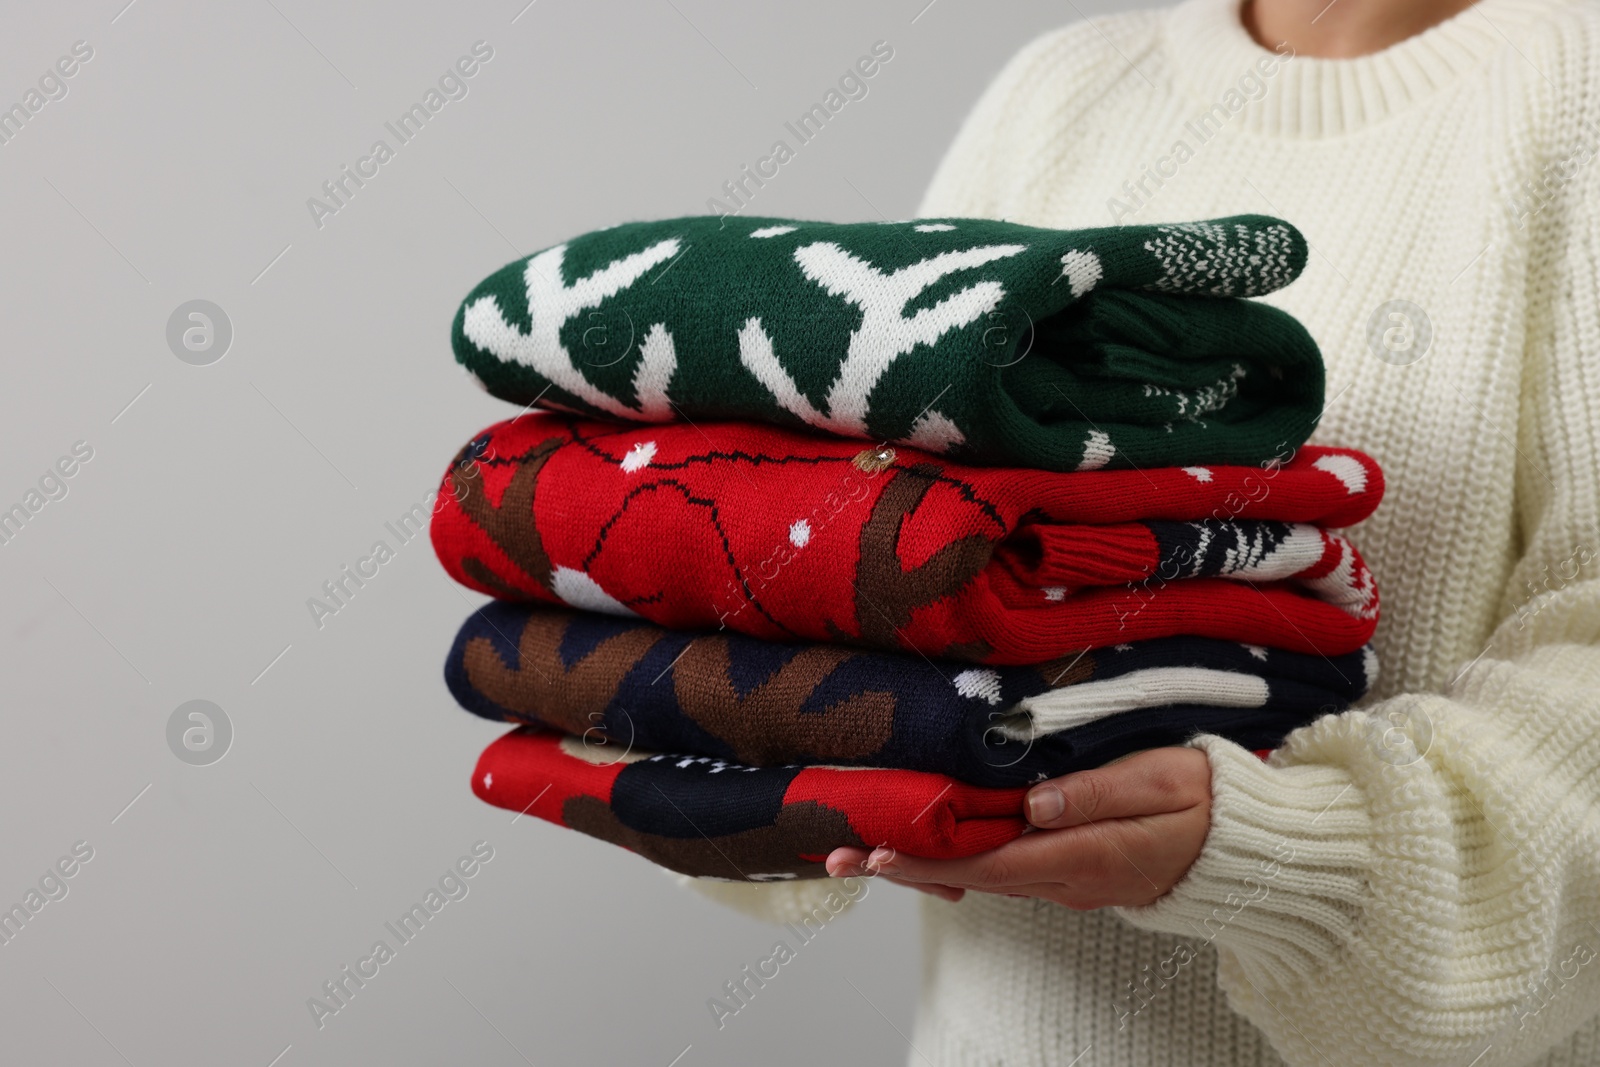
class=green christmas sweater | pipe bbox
[451,214,1323,471]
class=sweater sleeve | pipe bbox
[672,872,874,924]
[1115,125,1600,1067]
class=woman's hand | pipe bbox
[824,747,1213,908]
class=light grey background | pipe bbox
[0,2,1163,1064]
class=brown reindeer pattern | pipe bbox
[459,610,898,764]
[854,463,995,649]
[460,611,663,736]
[671,638,896,763]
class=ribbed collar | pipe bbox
[1162,0,1573,138]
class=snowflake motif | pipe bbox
[953,668,1004,706]
[482,773,493,789]
[1152,521,1298,583]
[1142,222,1298,297]
[1142,365,1245,422]
[788,519,811,547]
[1075,429,1115,471]
[1198,521,1290,577]
[621,440,657,472]
[664,754,760,773]
[1059,249,1103,298]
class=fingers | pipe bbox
[825,847,964,900]
[825,846,872,876]
[858,834,1073,890]
[889,876,965,902]
[820,747,1215,909]
[852,805,1210,908]
[1025,747,1211,829]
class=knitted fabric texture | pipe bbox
[471,726,1030,879]
[429,415,1383,663]
[450,213,1323,471]
[446,602,1375,786]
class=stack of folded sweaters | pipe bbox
[430,214,1383,882]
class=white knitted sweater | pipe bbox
[692,1,1600,1063]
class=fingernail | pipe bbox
[1028,786,1065,824]
[866,848,900,877]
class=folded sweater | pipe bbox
[471,726,1030,879]
[446,602,1374,786]
[450,213,1323,471]
[473,727,1280,880]
[430,415,1383,663]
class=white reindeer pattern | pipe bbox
[461,239,683,422]
[738,241,1028,449]
[460,232,1086,454]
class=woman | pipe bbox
[703,0,1600,1063]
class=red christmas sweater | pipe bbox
[473,727,1276,880]
[431,415,1382,664]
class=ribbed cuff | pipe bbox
[673,871,870,925]
[1116,728,1374,988]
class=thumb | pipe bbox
[1026,747,1210,829]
